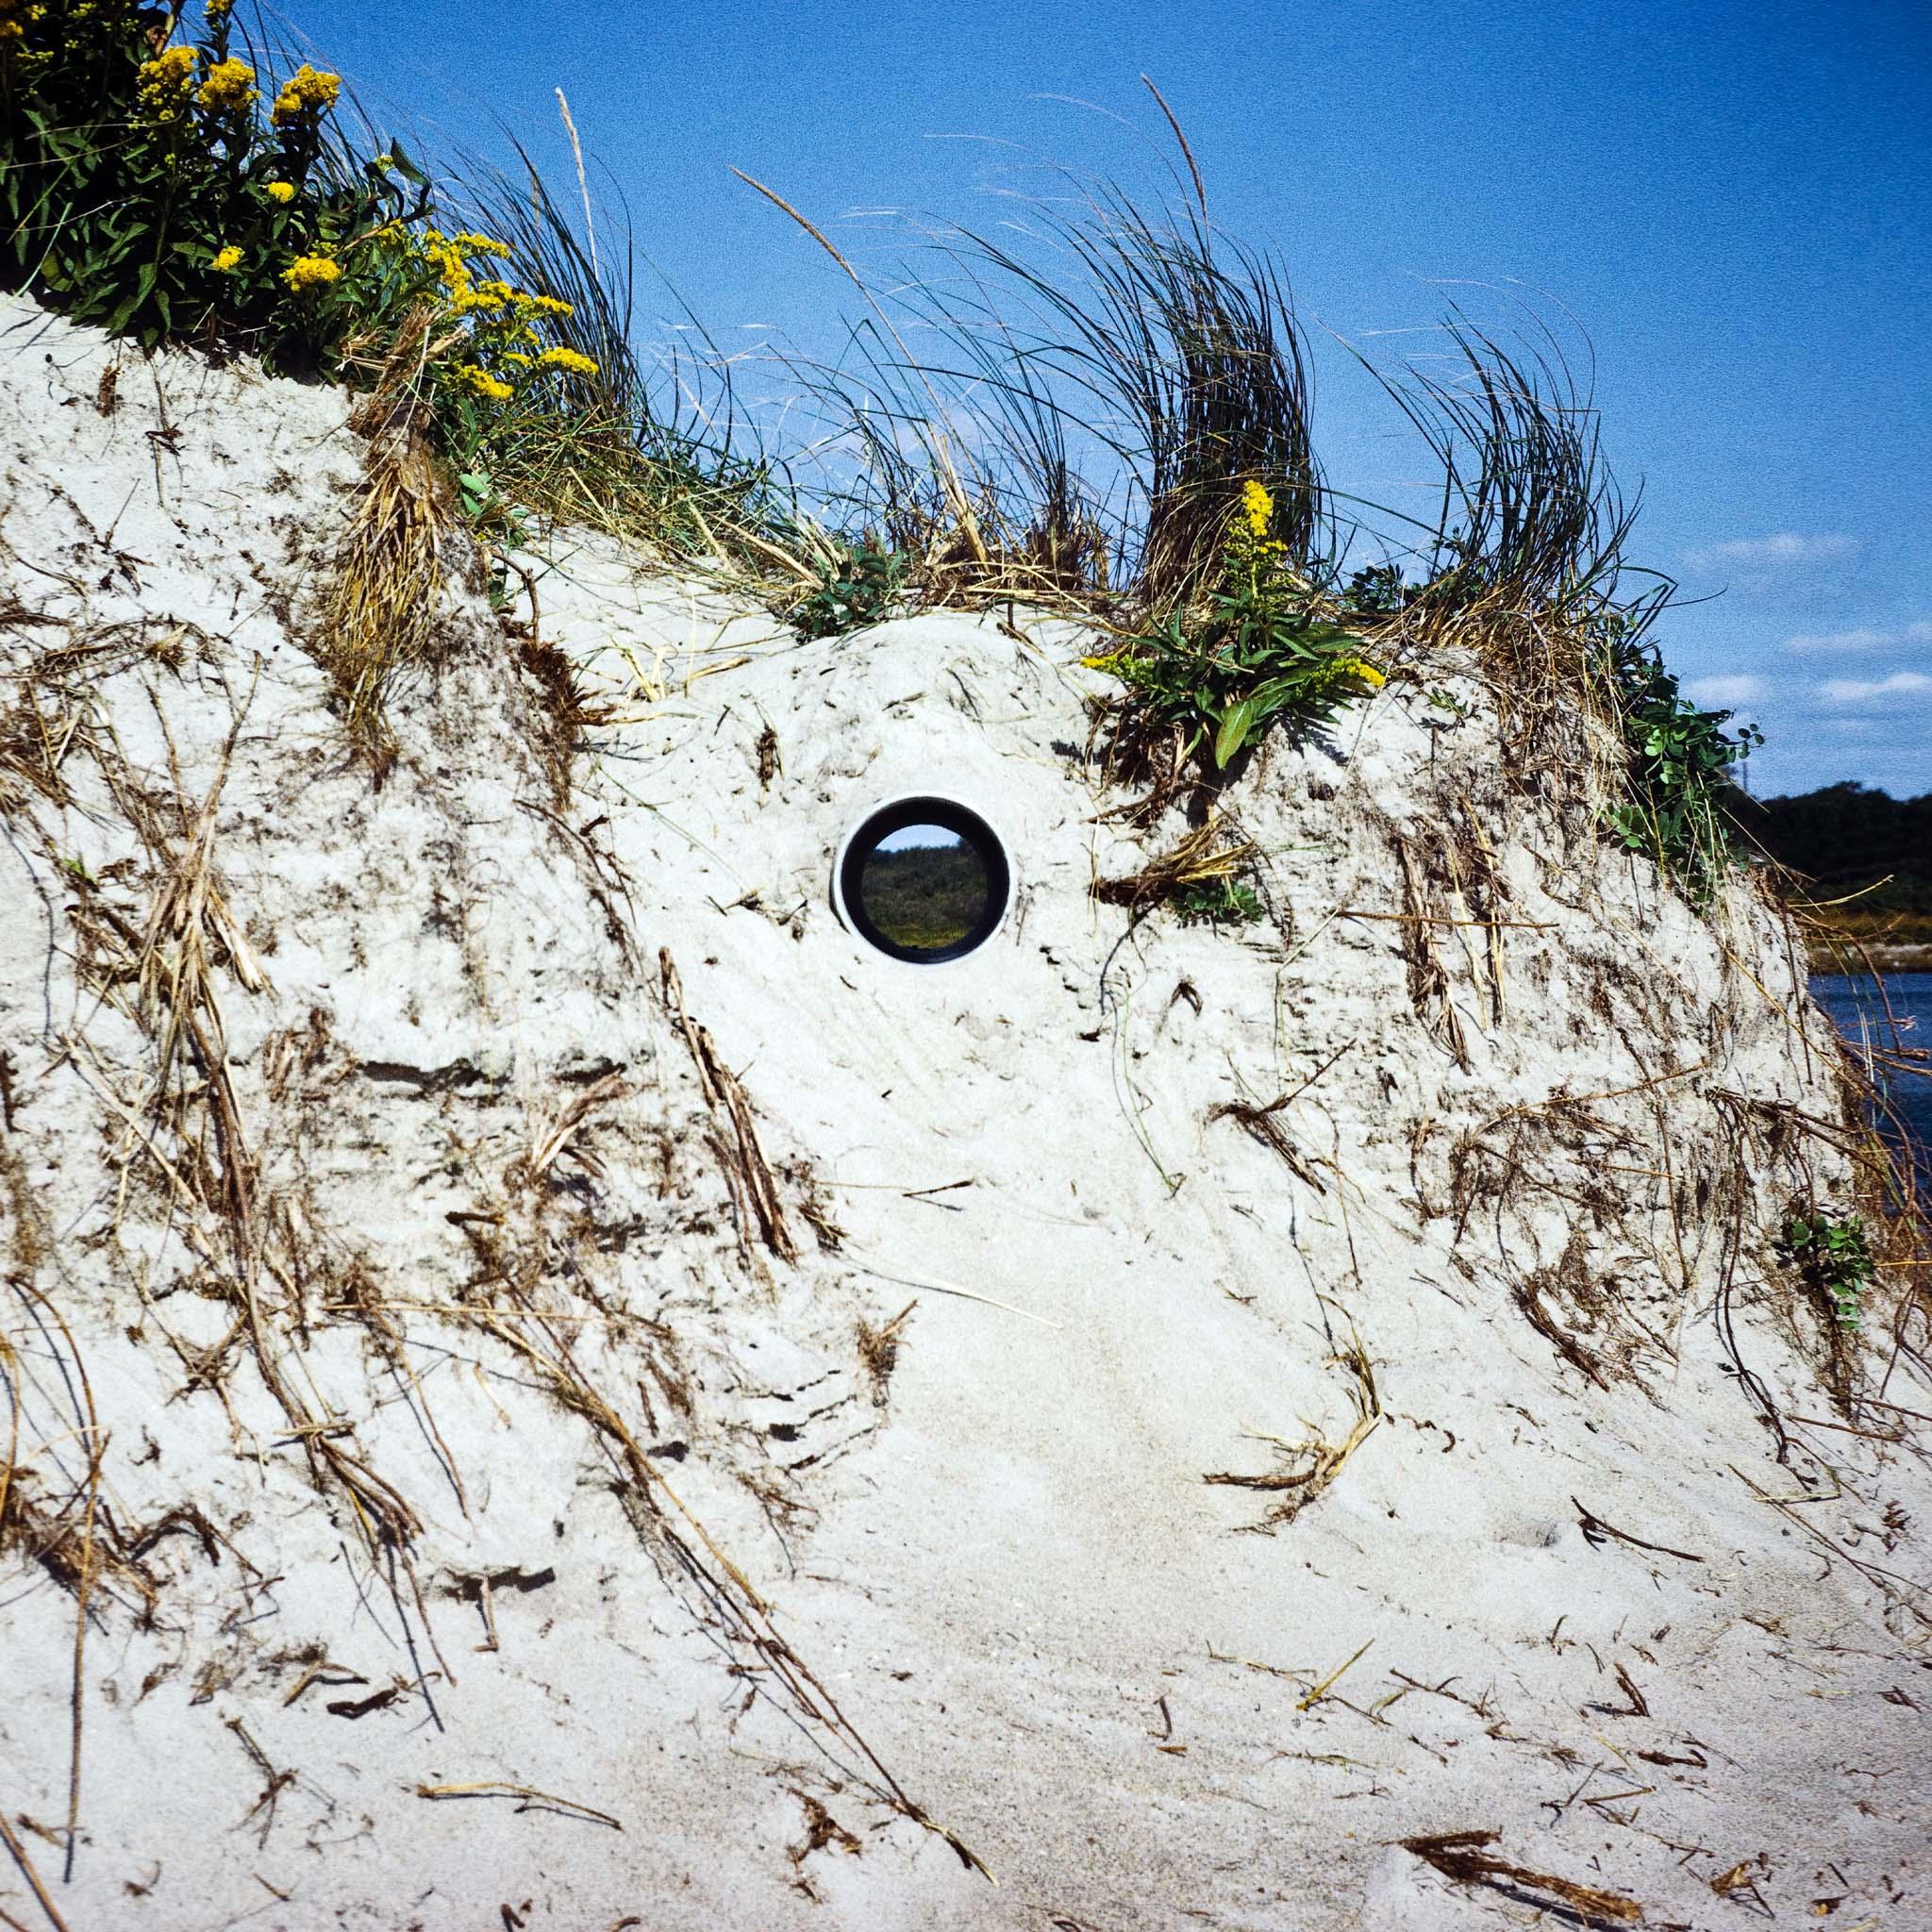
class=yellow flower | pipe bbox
[263,179,296,203]
[281,254,341,291]
[371,152,393,170]
[451,231,511,258]
[523,293,574,318]
[271,62,340,125]
[206,0,232,17]
[196,56,254,114]
[1241,478,1273,538]
[421,231,472,293]
[452,363,514,403]
[136,43,198,119]
[1337,657,1387,689]
[537,345,597,377]
[211,244,242,272]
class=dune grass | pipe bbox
[3,10,1766,886]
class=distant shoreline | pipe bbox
[1807,946,1932,977]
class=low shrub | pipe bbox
[1340,562,1409,617]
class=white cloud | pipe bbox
[1786,620,1932,653]
[1819,670,1932,705]
[1683,674,1766,708]
[1682,532,1859,569]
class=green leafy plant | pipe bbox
[1341,562,1408,616]
[1090,480,1384,771]
[1778,1212,1877,1331]
[458,469,536,609]
[1174,876,1263,926]
[1,4,610,422]
[794,539,907,639]
[1603,623,1761,905]
[0,0,438,368]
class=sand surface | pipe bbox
[2,293,1927,1929]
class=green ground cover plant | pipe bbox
[1174,876,1263,926]
[795,539,908,639]
[1779,1211,1878,1331]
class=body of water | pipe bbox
[1809,972,1932,1186]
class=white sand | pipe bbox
[2,292,1927,1929]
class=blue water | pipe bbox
[1809,972,1932,1187]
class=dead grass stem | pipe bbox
[1092,818,1256,912]
[1401,1828,1641,1925]
[1205,1331,1381,1528]
[318,349,449,770]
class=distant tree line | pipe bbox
[1738,783,1932,937]
[858,843,988,949]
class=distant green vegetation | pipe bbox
[858,843,988,951]
[1741,783,1932,952]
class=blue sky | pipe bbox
[289,0,1932,799]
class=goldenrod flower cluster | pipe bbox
[453,364,515,402]
[400,227,598,410]
[263,180,295,204]
[271,62,339,126]
[418,228,513,299]
[0,0,47,45]
[205,0,232,17]
[211,244,242,272]
[1228,480,1385,694]
[281,253,341,291]
[1231,475,1291,573]
[135,43,198,119]
[196,56,255,116]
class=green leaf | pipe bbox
[386,140,427,186]
[103,259,158,336]
[1213,699,1258,770]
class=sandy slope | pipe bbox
[1,293,1926,1931]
